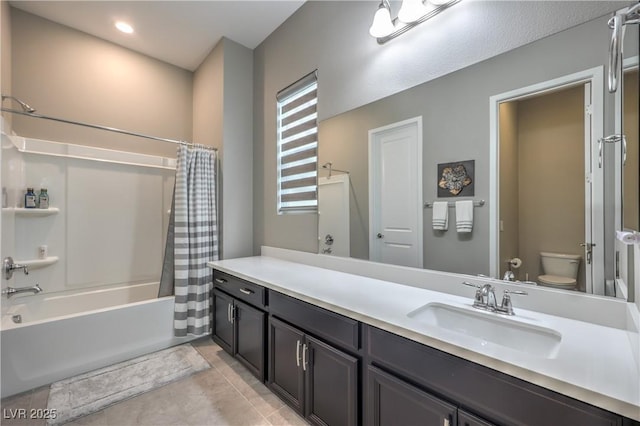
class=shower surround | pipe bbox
[0,134,192,397]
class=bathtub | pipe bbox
[1,282,196,398]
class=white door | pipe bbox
[318,175,350,257]
[369,117,423,268]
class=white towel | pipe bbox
[432,201,448,231]
[456,200,474,233]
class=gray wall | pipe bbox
[221,39,254,259]
[194,38,254,259]
[253,1,629,257]
[9,8,192,158]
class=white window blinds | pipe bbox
[277,71,318,214]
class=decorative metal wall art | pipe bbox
[437,160,475,197]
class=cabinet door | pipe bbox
[458,410,495,426]
[212,289,234,354]
[235,299,266,381]
[367,365,457,426]
[305,335,358,426]
[268,317,305,414]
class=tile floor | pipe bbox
[1,338,309,426]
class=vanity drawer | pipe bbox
[269,291,360,352]
[213,270,266,309]
[366,325,623,426]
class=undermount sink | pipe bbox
[407,302,562,358]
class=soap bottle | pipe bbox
[38,188,49,209]
[25,188,37,208]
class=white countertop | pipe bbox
[208,255,640,421]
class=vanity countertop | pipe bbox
[208,255,640,421]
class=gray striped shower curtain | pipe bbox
[159,144,218,337]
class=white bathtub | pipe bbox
[1,282,196,398]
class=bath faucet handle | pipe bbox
[3,256,29,280]
[498,289,528,315]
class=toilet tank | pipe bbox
[540,252,581,278]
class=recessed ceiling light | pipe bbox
[115,21,134,34]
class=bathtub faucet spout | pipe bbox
[2,284,42,298]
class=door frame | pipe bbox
[489,66,604,294]
[614,55,639,233]
[368,116,423,267]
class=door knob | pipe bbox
[376,233,384,239]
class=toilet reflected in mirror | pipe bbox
[538,252,581,291]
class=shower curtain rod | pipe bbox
[0,106,217,152]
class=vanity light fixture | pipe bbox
[369,1,395,38]
[398,0,431,23]
[369,0,461,44]
[115,21,134,34]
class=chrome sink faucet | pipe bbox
[2,284,43,299]
[463,282,527,315]
[503,270,515,281]
[477,283,498,310]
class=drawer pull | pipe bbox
[215,278,227,284]
[239,288,254,295]
[296,340,301,367]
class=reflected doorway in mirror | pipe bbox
[318,174,350,257]
[368,117,423,268]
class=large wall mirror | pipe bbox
[317,7,639,300]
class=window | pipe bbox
[277,71,318,214]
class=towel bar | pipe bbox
[424,199,485,208]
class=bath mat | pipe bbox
[46,344,210,425]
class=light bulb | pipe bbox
[115,21,134,34]
[398,0,430,23]
[369,3,395,38]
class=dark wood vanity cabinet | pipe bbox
[212,288,234,353]
[212,273,266,381]
[269,317,359,426]
[367,364,458,426]
[365,325,626,426]
[211,268,637,426]
[367,364,496,426]
[268,293,360,426]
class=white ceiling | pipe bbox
[9,1,306,71]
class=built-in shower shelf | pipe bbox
[3,207,60,217]
[14,257,59,270]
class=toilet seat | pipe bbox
[537,274,577,289]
